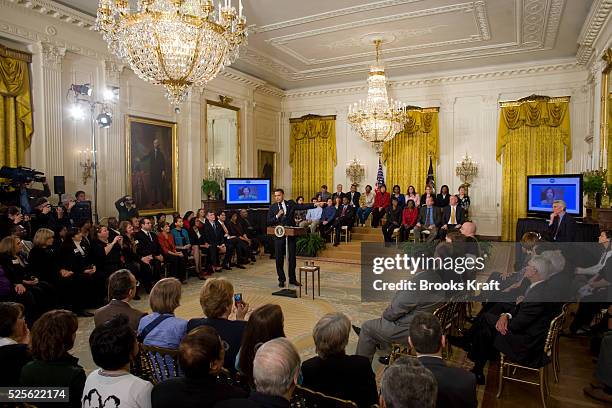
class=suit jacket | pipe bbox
[134,230,161,258]
[548,213,577,242]
[267,200,314,227]
[442,205,466,226]
[0,343,31,386]
[436,193,450,208]
[494,280,561,367]
[331,192,346,202]
[347,191,361,207]
[417,206,442,227]
[94,299,147,332]
[418,356,477,408]
[301,354,378,408]
[203,220,224,246]
[335,204,355,224]
[186,317,246,372]
[382,269,445,326]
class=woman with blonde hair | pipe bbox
[137,277,187,349]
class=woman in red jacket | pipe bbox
[371,184,390,228]
[157,222,187,282]
[401,199,419,241]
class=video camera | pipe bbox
[0,166,46,185]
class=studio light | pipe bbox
[70,83,92,96]
[70,105,85,120]
[96,111,113,128]
[103,86,120,101]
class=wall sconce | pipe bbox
[78,149,95,185]
[345,157,366,187]
[455,153,479,195]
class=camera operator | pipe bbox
[67,191,92,225]
[30,198,56,235]
[115,195,139,222]
[0,206,30,239]
[0,177,50,215]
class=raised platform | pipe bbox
[307,226,385,265]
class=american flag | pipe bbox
[375,158,385,191]
[426,156,435,190]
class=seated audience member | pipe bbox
[229,212,258,263]
[451,255,560,384]
[0,235,52,324]
[78,219,93,250]
[332,196,355,247]
[238,209,267,256]
[94,269,146,331]
[238,304,285,387]
[355,268,445,362]
[436,185,451,208]
[21,310,86,408]
[400,199,419,241]
[547,199,576,242]
[382,196,402,243]
[584,330,612,404]
[458,185,471,219]
[293,196,307,225]
[440,195,465,239]
[356,185,374,226]
[301,313,377,408]
[196,208,207,225]
[171,217,193,260]
[107,216,121,240]
[391,185,405,209]
[131,216,142,234]
[187,278,249,372]
[0,302,31,386]
[183,211,195,230]
[30,198,55,235]
[371,184,390,228]
[347,183,361,209]
[152,326,248,408]
[158,222,188,282]
[27,227,59,292]
[189,218,211,279]
[155,213,167,231]
[379,356,437,408]
[331,184,345,203]
[118,221,142,286]
[319,185,331,201]
[299,197,323,234]
[203,211,226,272]
[420,184,435,207]
[405,185,420,208]
[92,225,123,279]
[413,196,441,242]
[135,217,164,292]
[218,211,245,269]
[137,278,187,349]
[0,206,25,239]
[216,338,301,408]
[409,312,476,408]
[115,195,139,222]
[83,315,153,408]
[319,198,336,238]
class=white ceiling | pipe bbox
[56,0,593,90]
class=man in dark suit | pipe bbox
[134,217,164,291]
[440,195,465,239]
[267,188,319,287]
[94,270,146,331]
[331,184,345,203]
[202,211,228,272]
[413,196,441,242]
[547,199,577,242]
[347,183,361,207]
[451,255,561,384]
[332,196,355,247]
[141,138,166,206]
[409,312,476,408]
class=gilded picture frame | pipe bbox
[257,150,277,188]
[126,115,178,215]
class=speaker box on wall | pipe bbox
[54,176,65,195]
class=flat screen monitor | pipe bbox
[527,174,582,217]
[225,178,271,206]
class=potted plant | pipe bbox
[201,179,221,200]
[582,169,607,208]
[296,233,326,257]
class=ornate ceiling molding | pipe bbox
[5,0,96,30]
[577,0,612,65]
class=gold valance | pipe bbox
[382,109,439,162]
[289,116,337,167]
[0,44,31,63]
[497,97,571,162]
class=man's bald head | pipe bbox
[253,338,300,399]
[461,221,476,237]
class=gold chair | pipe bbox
[496,309,566,408]
[551,303,571,383]
[139,344,181,385]
[291,384,358,408]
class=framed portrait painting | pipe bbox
[257,150,276,187]
[126,116,178,215]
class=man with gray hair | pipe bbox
[216,338,300,408]
[450,254,562,384]
[379,356,437,408]
[547,199,576,242]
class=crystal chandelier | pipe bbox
[455,153,479,194]
[96,0,247,106]
[348,40,406,156]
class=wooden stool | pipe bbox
[298,265,321,300]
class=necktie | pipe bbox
[342,205,347,216]
[451,206,456,224]
[554,216,561,240]
[427,208,432,225]
[146,232,151,241]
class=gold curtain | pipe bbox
[497,97,571,241]
[290,115,336,199]
[0,45,33,168]
[382,109,439,191]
